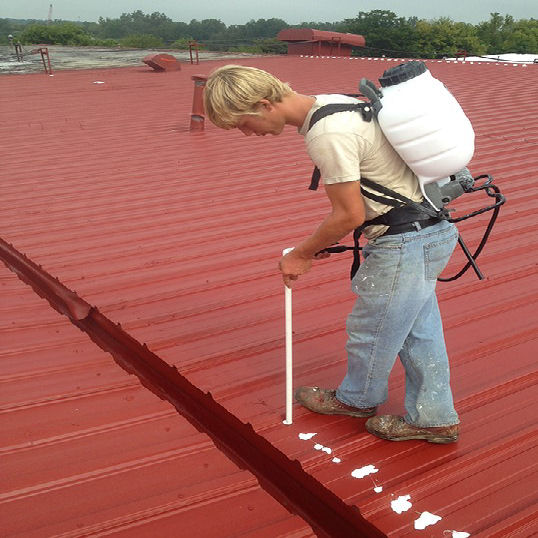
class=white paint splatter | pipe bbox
[414,511,442,530]
[374,486,383,493]
[313,443,333,454]
[298,433,317,440]
[451,532,470,538]
[391,495,412,514]
[332,457,341,463]
[351,465,379,479]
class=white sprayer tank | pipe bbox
[375,62,475,186]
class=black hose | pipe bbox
[438,182,504,281]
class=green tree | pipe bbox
[477,14,537,53]
[170,21,191,40]
[19,22,94,45]
[295,21,348,32]
[476,13,512,53]
[241,18,289,39]
[202,18,289,51]
[96,10,177,41]
[0,18,26,43]
[120,33,164,48]
[188,19,227,41]
[414,18,486,58]
[342,10,420,57]
[502,19,538,52]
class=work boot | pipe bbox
[365,415,459,444]
[294,386,376,418]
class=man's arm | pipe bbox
[279,181,365,287]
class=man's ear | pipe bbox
[258,99,275,112]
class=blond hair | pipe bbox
[203,65,293,129]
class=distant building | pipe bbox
[277,28,366,57]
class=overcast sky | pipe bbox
[2,0,536,25]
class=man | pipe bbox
[204,65,460,444]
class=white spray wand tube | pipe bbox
[282,247,294,425]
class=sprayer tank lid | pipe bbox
[379,61,428,87]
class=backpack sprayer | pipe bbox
[311,61,506,281]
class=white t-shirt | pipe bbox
[299,94,423,239]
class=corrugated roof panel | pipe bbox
[1,55,537,536]
[0,267,312,537]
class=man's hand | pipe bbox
[279,249,313,288]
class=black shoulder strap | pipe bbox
[308,102,373,191]
[308,102,373,132]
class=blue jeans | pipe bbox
[336,220,460,427]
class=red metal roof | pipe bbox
[0,261,313,537]
[277,28,366,47]
[1,55,537,537]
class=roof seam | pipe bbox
[0,236,385,538]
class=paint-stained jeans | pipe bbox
[336,220,460,427]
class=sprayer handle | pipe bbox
[359,78,383,115]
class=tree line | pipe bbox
[1,10,536,57]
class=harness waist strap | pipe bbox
[382,218,441,236]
